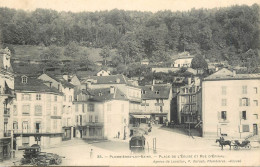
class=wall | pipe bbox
[202,79,260,139]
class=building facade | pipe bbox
[138,83,173,124]
[177,77,202,126]
[13,75,63,149]
[202,68,260,139]
[74,86,129,140]
[0,48,15,161]
[38,73,75,141]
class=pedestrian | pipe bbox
[90,149,93,158]
[118,131,120,139]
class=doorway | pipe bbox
[253,124,258,135]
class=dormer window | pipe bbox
[155,90,159,94]
[141,90,146,94]
[98,92,102,96]
[21,76,28,84]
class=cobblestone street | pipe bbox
[1,125,259,166]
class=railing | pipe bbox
[4,130,11,137]
[4,108,10,117]
[141,103,149,106]
[13,129,63,134]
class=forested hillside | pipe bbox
[0,4,259,72]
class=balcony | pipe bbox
[4,130,11,137]
[141,103,149,106]
[4,108,10,117]
[155,103,164,106]
[13,129,63,134]
[0,88,15,98]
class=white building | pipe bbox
[96,70,110,76]
[202,68,260,139]
[38,73,75,141]
[13,75,63,148]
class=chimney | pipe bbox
[188,77,191,85]
[110,86,115,94]
[233,70,236,77]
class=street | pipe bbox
[2,125,260,166]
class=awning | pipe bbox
[131,115,151,119]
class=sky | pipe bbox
[0,0,259,12]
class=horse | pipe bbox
[216,138,232,150]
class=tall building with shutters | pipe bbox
[0,48,15,161]
[13,75,63,149]
[202,68,260,139]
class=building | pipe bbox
[141,59,149,65]
[74,86,129,139]
[171,52,194,68]
[138,83,173,124]
[38,73,75,141]
[96,70,110,76]
[13,75,63,149]
[82,74,141,115]
[202,68,260,139]
[177,77,202,127]
[0,48,15,161]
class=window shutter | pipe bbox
[239,111,242,119]
[248,98,250,106]
[82,115,86,123]
[218,111,221,120]
[239,98,242,106]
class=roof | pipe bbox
[44,73,75,88]
[14,75,62,94]
[83,74,139,87]
[141,84,171,99]
[87,87,128,102]
[204,68,260,81]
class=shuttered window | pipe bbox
[242,125,249,132]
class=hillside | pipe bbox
[10,44,103,62]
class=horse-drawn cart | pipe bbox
[216,137,251,150]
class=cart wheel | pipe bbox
[245,144,251,150]
[233,145,239,150]
[55,158,62,165]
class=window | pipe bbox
[254,114,258,119]
[95,115,98,122]
[53,106,57,115]
[141,90,146,94]
[241,98,249,106]
[242,85,247,94]
[13,122,18,131]
[107,104,111,112]
[242,125,249,132]
[54,95,57,102]
[254,87,258,94]
[22,121,29,133]
[89,115,93,122]
[21,76,27,84]
[22,137,29,146]
[22,94,31,101]
[221,111,227,120]
[53,120,57,129]
[192,95,196,102]
[254,100,258,106]
[242,111,247,120]
[13,105,17,116]
[35,105,42,116]
[156,99,159,103]
[155,90,159,94]
[22,105,30,115]
[160,106,163,112]
[82,104,85,113]
[221,86,226,95]
[36,94,41,100]
[221,99,227,106]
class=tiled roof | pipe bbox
[87,87,128,102]
[141,84,171,99]
[83,74,139,87]
[44,73,75,88]
[204,68,260,81]
[14,75,62,94]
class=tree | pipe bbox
[191,54,208,72]
[64,41,80,58]
[40,45,61,60]
[100,46,111,66]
